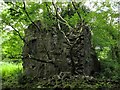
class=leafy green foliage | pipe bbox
[2,31,23,58]
[0,0,120,88]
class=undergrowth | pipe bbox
[0,62,23,88]
[1,61,120,89]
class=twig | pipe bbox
[22,0,40,32]
[52,1,72,29]
[3,20,26,44]
[52,1,72,46]
[71,1,82,21]
[23,55,58,67]
[52,1,76,74]
[22,0,52,60]
[45,2,54,17]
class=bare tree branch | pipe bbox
[22,0,52,61]
[71,1,82,21]
[51,1,76,74]
[52,1,72,46]
[23,55,58,67]
[22,0,40,32]
[45,2,54,17]
[3,20,26,44]
[52,1,72,29]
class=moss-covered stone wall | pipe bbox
[22,20,100,79]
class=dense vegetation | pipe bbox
[0,0,120,89]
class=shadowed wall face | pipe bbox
[22,21,100,79]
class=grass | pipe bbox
[0,62,23,88]
[0,62,23,78]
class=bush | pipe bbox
[100,60,120,80]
